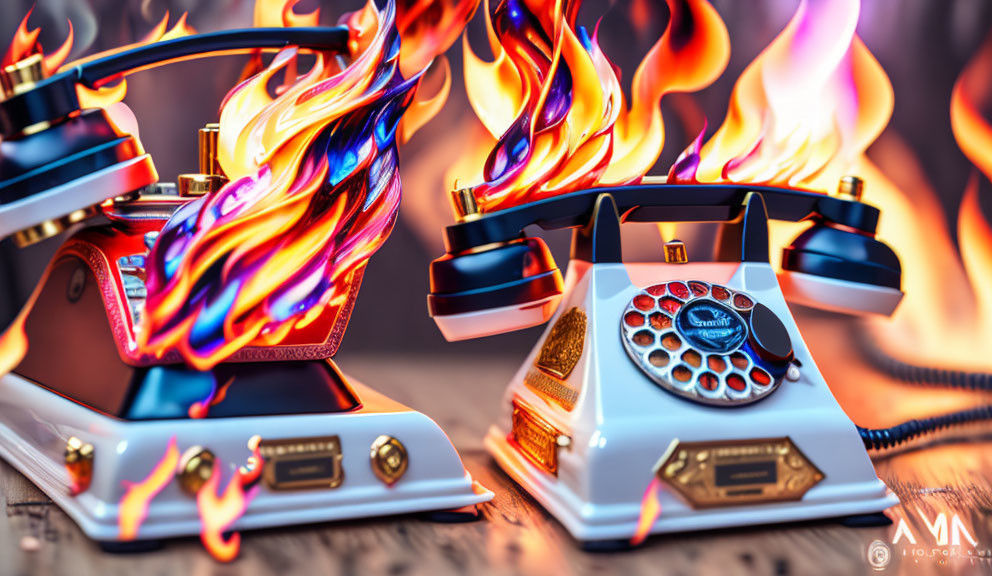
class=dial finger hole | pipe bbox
[660,297,682,315]
[633,330,655,347]
[750,367,772,387]
[733,294,754,310]
[726,374,747,392]
[682,349,702,368]
[648,349,670,368]
[697,372,719,391]
[624,311,645,327]
[711,286,730,301]
[649,312,671,330]
[707,355,727,373]
[668,282,690,299]
[645,284,668,296]
[662,333,682,351]
[688,281,709,296]
[730,352,749,370]
[633,294,655,311]
[672,365,693,383]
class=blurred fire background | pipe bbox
[2,0,992,358]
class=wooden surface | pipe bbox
[2,311,992,575]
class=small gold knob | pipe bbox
[1,53,44,99]
[450,188,480,221]
[664,239,688,264]
[837,175,864,201]
[370,435,408,486]
[178,173,224,197]
[177,446,215,495]
[64,437,95,495]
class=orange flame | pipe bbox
[195,437,264,562]
[118,437,180,540]
[72,12,197,110]
[457,0,729,212]
[694,0,891,192]
[631,476,663,546]
[188,376,235,419]
[1,7,73,76]
[138,0,470,370]
[196,461,250,562]
[951,32,992,337]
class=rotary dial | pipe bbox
[620,281,793,407]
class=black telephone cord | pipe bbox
[857,404,992,450]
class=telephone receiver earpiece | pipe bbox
[0,27,350,245]
[428,182,904,342]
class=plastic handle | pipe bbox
[75,27,351,87]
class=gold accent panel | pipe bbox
[664,240,688,264]
[523,368,578,411]
[535,307,586,379]
[369,435,409,486]
[178,173,225,197]
[177,446,216,496]
[656,437,824,508]
[258,436,343,491]
[198,123,225,177]
[510,399,567,475]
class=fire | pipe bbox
[692,0,891,192]
[138,0,470,370]
[457,0,729,212]
[1,8,196,110]
[195,437,264,562]
[118,437,180,540]
[188,376,235,419]
[631,476,664,546]
[1,7,73,76]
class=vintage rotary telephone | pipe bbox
[0,26,491,548]
[427,181,908,546]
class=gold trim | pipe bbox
[523,369,578,411]
[64,436,94,495]
[655,437,824,509]
[535,307,586,379]
[258,436,343,491]
[510,399,567,475]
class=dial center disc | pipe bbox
[674,300,747,354]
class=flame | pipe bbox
[631,476,663,546]
[118,437,180,540]
[195,438,265,562]
[138,0,467,370]
[188,376,235,419]
[692,0,891,192]
[1,8,74,76]
[72,13,197,110]
[457,0,729,212]
[254,0,320,28]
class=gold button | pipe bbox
[664,240,688,264]
[176,446,215,495]
[64,437,95,495]
[370,436,408,486]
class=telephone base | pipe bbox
[0,369,492,542]
[485,260,898,544]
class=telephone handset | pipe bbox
[0,26,350,243]
[428,182,903,342]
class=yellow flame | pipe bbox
[631,476,663,546]
[118,438,180,540]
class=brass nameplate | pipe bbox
[656,437,823,508]
[510,399,563,475]
[535,307,586,379]
[258,436,343,491]
[523,369,579,411]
